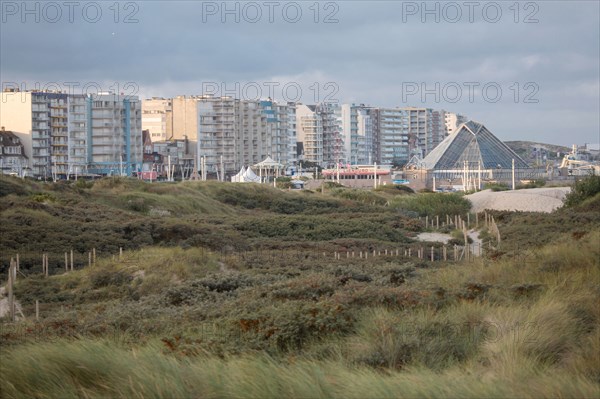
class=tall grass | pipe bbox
[1,340,598,399]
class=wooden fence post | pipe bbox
[65,252,68,272]
[70,250,74,271]
[431,246,434,262]
[88,252,92,268]
[93,248,96,265]
[443,245,447,261]
[35,300,39,321]
[8,260,15,322]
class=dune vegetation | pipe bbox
[1,175,599,398]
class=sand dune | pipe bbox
[466,187,571,213]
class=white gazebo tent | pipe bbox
[230,166,246,183]
[231,166,261,183]
[254,156,284,182]
[242,167,261,183]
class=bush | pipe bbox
[484,182,510,191]
[563,175,600,208]
[517,179,546,189]
[390,193,471,217]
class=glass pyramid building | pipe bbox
[421,121,529,170]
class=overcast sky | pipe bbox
[1,1,599,146]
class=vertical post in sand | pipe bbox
[8,260,15,322]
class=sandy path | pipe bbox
[416,230,483,257]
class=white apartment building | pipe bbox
[444,111,468,137]
[318,103,344,167]
[87,93,142,176]
[373,107,410,166]
[260,100,297,167]
[296,104,323,165]
[196,96,292,175]
[341,104,373,165]
[68,95,89,175]
[142,97,173,142]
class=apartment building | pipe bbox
[196,96,293,175]
[404,107,434,158]
[172,95,199,141]
[0,128,29,176]
[372,107,410,166]
[142,97,173,141]
[68,95,89,174]
[444,111,468,137]
[296,104,323,165]
[87,93,142,175]
[1,90,142,177]
[1,90,63,177]
[260,99,297,167]
[318,103,344,167]
[341,104,373,165]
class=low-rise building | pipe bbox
[0,128,29,176]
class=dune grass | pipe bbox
[1,176,599,398]
[1,339,598,399]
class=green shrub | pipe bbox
[484,182,510,191]
[390,193,471,217]
[563,175,600,208]
[517,179,546,189]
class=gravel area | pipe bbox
[466,187,571,213]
